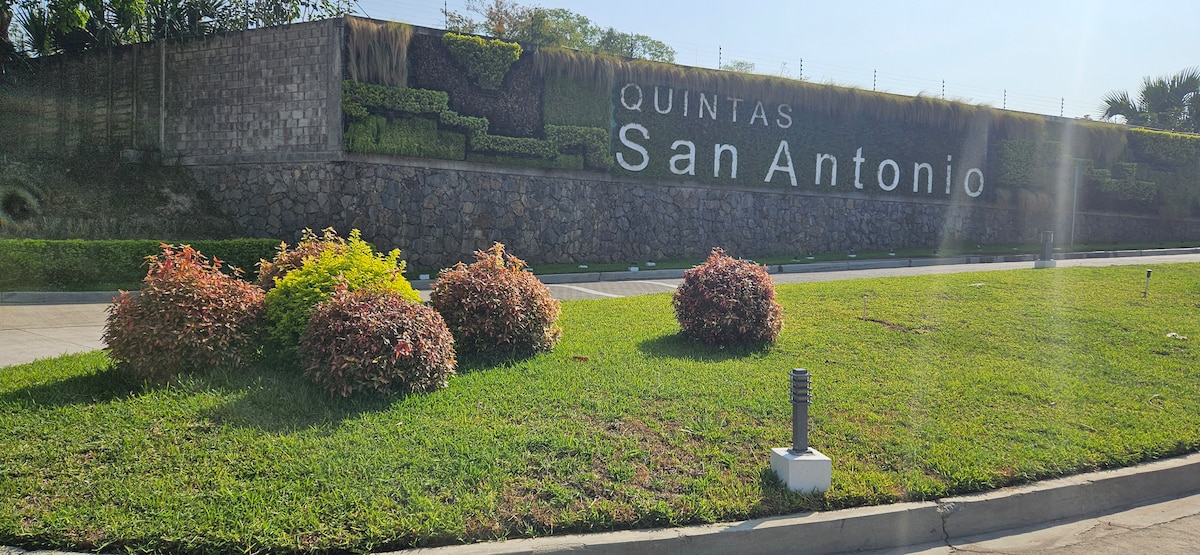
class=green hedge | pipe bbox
[339,27,1200,217]
[546,125,615,170]
[342,82,450,118]
[345,115,467,159]
[441,32,522,90]
[1127,128,1200,168]
[343,81,613,170]
[0,238,281,290]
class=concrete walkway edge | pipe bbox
[398,452,1200,555]
[8,247,1193,301]
[345,248,1200,290]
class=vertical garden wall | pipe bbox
[331,16,1200,265]
[5,16,1200,267]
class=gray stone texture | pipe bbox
[188,158,1200,269]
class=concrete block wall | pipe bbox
[2,19,342,164]
[165,19,343,164]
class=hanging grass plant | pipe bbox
[345,17,413,88]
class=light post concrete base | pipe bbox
[771,447,832,493]
[1034,260,1057,269]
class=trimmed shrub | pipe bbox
[672,248,783,346]
[263,229,420,349]
[103,244,265,381]
[441,32,522,90]
[429,243,561,357]
[300,287,456,397]
[255,228,347,291]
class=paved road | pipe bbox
[0,298,110,367]
[4,253,1200,368]
[543,253,1200,300]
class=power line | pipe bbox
[353,0,1108,119]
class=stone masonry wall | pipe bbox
[188,157,1200,271]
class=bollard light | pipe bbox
[1040,231,1054,260]
[1144,269,1152,298]
[789,368,812,455]
[1035,231,1057,269]
[771,368,831,492]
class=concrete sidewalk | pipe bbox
[399,453,1200,554]
[0,293,114,367]
[4,250,1200,367]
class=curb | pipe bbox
[5,453,1197,555]
[0,291,121,305]
[396,452,1200,555]
[5,248,1196,300]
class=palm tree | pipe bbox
[1101,67,1200,133]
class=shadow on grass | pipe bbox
[3,348,496,434]
[751,467,829,516]
[454,351,537,375]
[637,333,773,363]
[202,357,400,433]
[0,360,143,407]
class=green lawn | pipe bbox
[3,264,1200,554]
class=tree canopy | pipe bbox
[443,0,675,63]
[720,59,756,74]
[1101,67,1200,134]
[4,0,350,57]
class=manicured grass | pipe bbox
[3,264,1200,554]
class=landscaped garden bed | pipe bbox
[3,263,1198,553]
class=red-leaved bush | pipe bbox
[672,247,783,346]
[429,243,561,357]
[300,287,456,397]
[104,244,265,381]
[255,227,347,290]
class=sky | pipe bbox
[349,0,1200,120]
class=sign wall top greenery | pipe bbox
[341,16,1200,217]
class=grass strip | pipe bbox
[2,264,1199,553]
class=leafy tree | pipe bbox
[6,0,351,56]
[594,27,673,62]
[444,0,675,63]
[1,1,15,53]
[1101,67,1200,133]
[720,59,755,74]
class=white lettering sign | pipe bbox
[613,82,986,199]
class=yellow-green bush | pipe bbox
[264,229,420,349]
